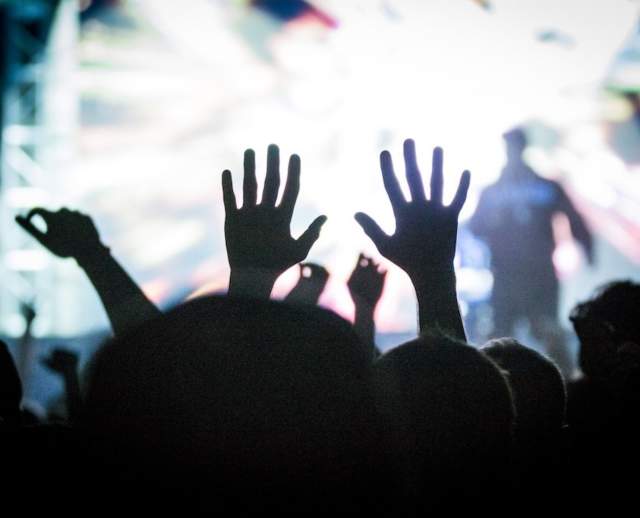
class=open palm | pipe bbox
[355,140,470,281]
[223,145,326,275]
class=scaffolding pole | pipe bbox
[0,0,77,350]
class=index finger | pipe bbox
[26,207,56,222]
[15,214,47,244]
[380,151,405,214]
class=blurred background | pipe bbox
[1,0,639,412]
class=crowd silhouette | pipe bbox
[1,137,638,514]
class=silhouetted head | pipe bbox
[570,280,640,387]
[84,296,386,512]
[373,332,514,508]
[0,341,22,422]
[482,338,566,441]
[503,126,528,164]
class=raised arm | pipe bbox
[223,145,327,299]
[347,253,386,358]
[354,139,470,340]
[16,208,160,337]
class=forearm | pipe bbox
[353,301,377,359]
[228,268,278,299]
[411,269,466,341]
[77,247,161,337]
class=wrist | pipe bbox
[229,267,279,299]
[75,242,112,269]
[411,268,457,298]
[353,297,377,317]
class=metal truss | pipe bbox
[0,0,77,337]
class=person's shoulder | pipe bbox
[479,181,502,197]
[530,173,563,192]
[528,175,566,202]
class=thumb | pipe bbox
[354,212,388,250]
[296,215,327,259]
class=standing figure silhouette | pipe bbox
[469,127,593,373]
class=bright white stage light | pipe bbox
[5,250,49,271]
[66,0,639,333]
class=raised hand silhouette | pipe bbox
[16,208,105,262]
[355,140,469,279]
[348,254,386,357]
[223,145,327,298]
[16,207,160,337]
[348,253,386,309]
[284,263,329,305]
[355,139,470,339]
